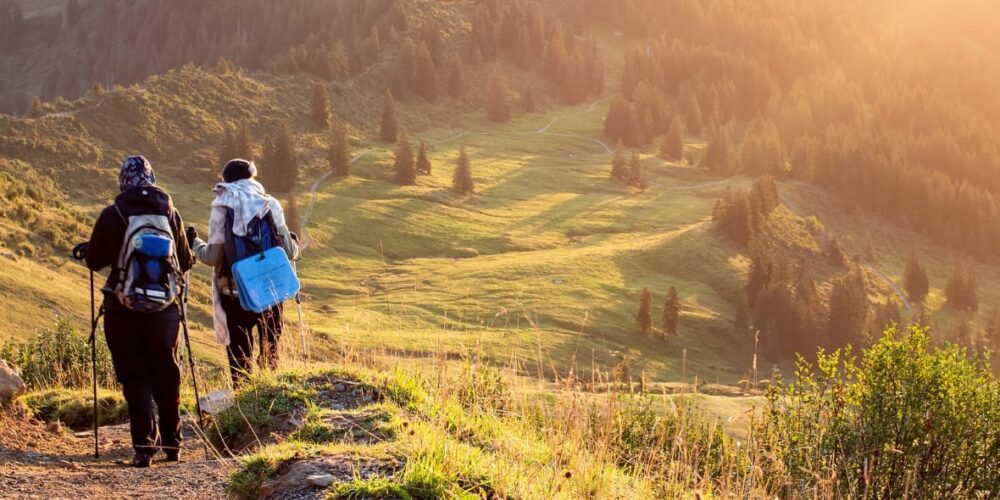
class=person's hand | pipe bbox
[72,242,89,261]
[186,226,198,249]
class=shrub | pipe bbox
[0,318,116,390]
[18,388,127,430]
[756,325,1000,497]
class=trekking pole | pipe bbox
[292,260,309,367]
[179,272,205,432]
[72,243,101,459]
[88,270,100,459]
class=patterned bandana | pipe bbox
[119,155,156,192]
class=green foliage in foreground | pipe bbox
[0,318,115,390]
[758,325,1000,497]
[227,325,1000,498]
[18,388,127,430]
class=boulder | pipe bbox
[0,360,26,400]
[306,474,335,488]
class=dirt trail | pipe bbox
[0,415,232,499]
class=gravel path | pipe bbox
[0,415,234,499]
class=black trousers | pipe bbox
[104,305,182,457]
[220,294,283,387]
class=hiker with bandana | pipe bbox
[187,159,299,387]
[81,155,194,467]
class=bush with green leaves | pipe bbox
[756,325,1000,497]
[0,317,116,389]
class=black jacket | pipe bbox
[86,186,194,310]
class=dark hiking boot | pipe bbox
[130,454,153,468]
[162,450,180,463]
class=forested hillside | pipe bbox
[582,0,1000,260]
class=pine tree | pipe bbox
[380,89,398,142]
[219,127,236,166]
[627,153,647,190]
[30,96,42,117]
[662,286,681,339]
[611,142,628,181]
[265,124,298,194]
[521,86,536,113]
[453,145,474,195]
[311,83,332,130]
[447,63,463,98]
[985,307,1000,352]
[414,42,437,102]
[903,251,930,303]
[394,136,416,186]
[828,266,869,348]
[684,92,703,136]
[328,125,351,177]
[416,141,432,175]
[234,124,254,159]
[636,288,653,336]
[704,124,735,173]
[486,73,511,123]
[945,262,979,312]
[662,117,684,162]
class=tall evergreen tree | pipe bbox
[416,141,432,175]
[311,83,332,130]
[486,73,511,123]
[945,262,979,312]
[684,92,703,136]
[636,288,653,336]
[662,286,681,339]
[234,124,254,159]
[414,42,437,102]
[328,125,351,177]
[394,136,416,185]
[903,251,930,303]
[447,62,463,98]
[263,124,298,194]
[611,142,628,181]
[453,145,474,195]
[703,123,736,173]
[828,266,869,348]
[380,89,398,142]
[30,96,42,117]
[662,117,685,162]
[627,153,647,190]
[219,127,236,166]
[521,86,536,112]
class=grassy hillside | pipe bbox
[1,51,998,387]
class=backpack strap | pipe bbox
[112,203,127,225]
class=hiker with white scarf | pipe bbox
[187,159,300,387]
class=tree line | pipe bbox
[584,0,1000,260]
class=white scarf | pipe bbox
[207,179,286,345]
